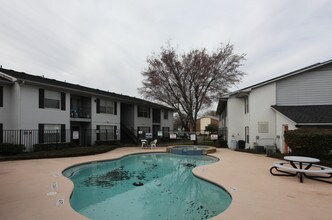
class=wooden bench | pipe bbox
[270,161,332,183]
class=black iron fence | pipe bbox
[0,129,221,152]
[0,129,118,152]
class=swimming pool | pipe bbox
[63,153,231,220]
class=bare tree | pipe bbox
[173,113,189,131]
[203,110,217,117]
[139,43,245,131]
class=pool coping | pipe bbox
[166,145,217,155]
[1,147,332,220]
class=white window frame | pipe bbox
[163,110,168,120]
[44,90,61,109]
[244,97,249,114]
[138,106,150,118]
[99,99,114,114]
[44,124,61,143]
[99,125,115,141]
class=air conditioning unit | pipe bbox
[266,145,276,156]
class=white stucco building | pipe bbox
[216,59,332,153]
[0,68,174,150]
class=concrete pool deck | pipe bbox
[0,147,331,220]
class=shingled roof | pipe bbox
[271,105,332,125]
[0,68,174,110]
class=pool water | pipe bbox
[63,153,231,220]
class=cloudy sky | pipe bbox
[0,0,331,103]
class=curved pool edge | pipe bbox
[60,148,168,219]
[192,162,232,199]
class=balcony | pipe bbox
[70,95,91,122]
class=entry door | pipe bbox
[71,126,80,145]
[152,125,161,139]
[282,125,288,153]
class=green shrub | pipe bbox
[0,143,25,155]
[95,140,120,146]
[284,128,332,157]
[33,142,75,152]
[218,139,228,148]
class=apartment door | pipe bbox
[71,126,80,145]
[152,125,161,139]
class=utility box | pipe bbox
[237,140,245,149]
[266,145,276,156]
[229,140,237,150]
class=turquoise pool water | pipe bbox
[63,153,231,220]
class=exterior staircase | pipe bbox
[121,123,138,144]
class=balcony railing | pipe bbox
[70,110,91,119]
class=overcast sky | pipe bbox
[0,0,331,104]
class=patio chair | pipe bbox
[150,139,157,148]
[141,139,148,148]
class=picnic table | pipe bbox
[270,156,332,183]
[283,156,320,182]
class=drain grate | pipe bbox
[56,199,64,205]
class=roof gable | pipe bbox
[226,58,332,97]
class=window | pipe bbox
[0,123,3,143]
[162,127,170,138]
[98,125,116,141]
[100,100,114,114]
[244,97,249,113]
[39,124,65,144]
[245,126,249,144]
[163,110,168,120]
[96,99,116,114]
[44,124,61,143]
[258,122,269,133]
[138,106,150,118]
[0,86,3,107]
[44,90,61,109]
[137,126,150,137]
[39,89,65,110]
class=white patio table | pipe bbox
[283,156,320,183]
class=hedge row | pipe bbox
[0,143,25,155]
[284,128,332,157]
[33,142,76,152]
[95,140,120,146]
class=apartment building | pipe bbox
[0,68,174,150]
[216,59,332,153]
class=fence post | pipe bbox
[19,129,22,145]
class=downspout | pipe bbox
[17,80,25,129]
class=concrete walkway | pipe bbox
[0,147,331,220]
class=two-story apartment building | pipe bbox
[216,59,332,153]
[0,68,174,151]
